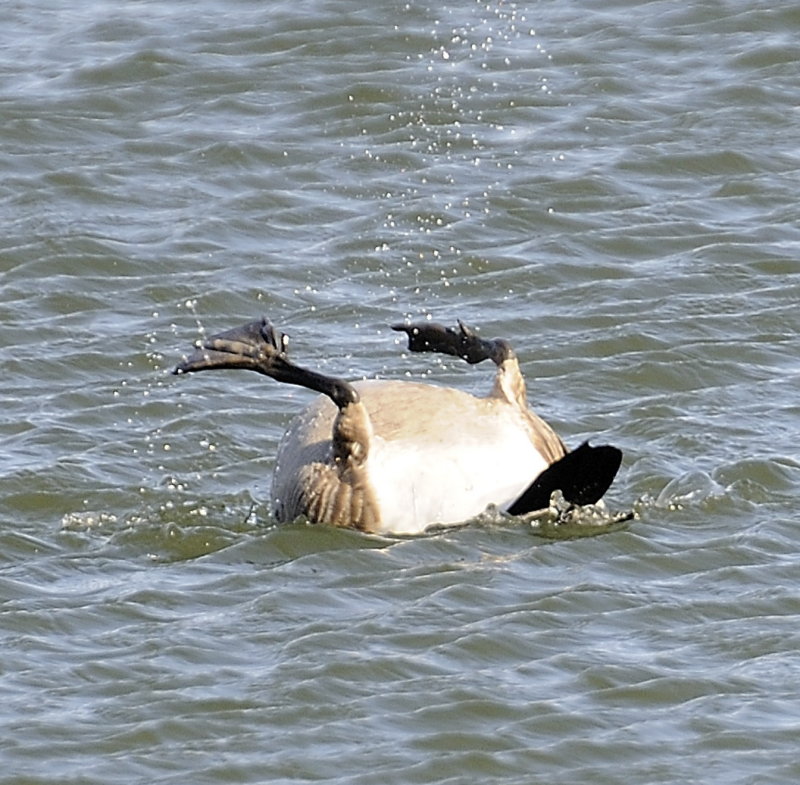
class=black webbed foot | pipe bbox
[174,317,288,376]
[391,320,514,366]
[174,317,358,409]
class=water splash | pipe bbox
[520,490,635,539]
[60,510,119,531]
[176,297,207,346]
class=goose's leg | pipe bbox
[391,320,514,367]
[393,318,536,415]
[174,317,358,409]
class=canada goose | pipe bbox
[174,318,622,535]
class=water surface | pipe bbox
[2,1,799,783]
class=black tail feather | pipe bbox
[507,442,622,515]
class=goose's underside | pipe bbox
[272,380,557,534]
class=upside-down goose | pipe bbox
[174,318,622,535]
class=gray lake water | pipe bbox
[2,1,799,783]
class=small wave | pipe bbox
[650,458,799,514]
[654,470,728,510]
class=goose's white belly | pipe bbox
[365,417,548,535]
[272,379,554,535]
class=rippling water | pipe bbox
[2,1,799,783]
